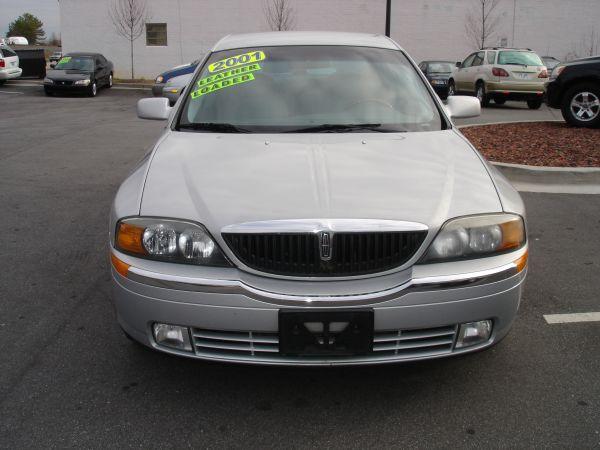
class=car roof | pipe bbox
[212,31,399,52]
[421,60,454,64]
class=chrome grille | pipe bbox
[192,329,279,357]
[372,325,457,357]
[222,231,427,277]
[190,325,457,362]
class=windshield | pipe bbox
[54,56,94,71]
[498,51,543,66]
[177,46,443,133]
[428,62,454,73]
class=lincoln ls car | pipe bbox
[110,32,528,366]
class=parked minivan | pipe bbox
[0,45,22,84]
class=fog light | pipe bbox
[455,320,492,349]
[153,323,192,352]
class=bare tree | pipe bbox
[582,27,599,56]
[108,0,150,79]
[264,0,296,31]
[465,0,503,49]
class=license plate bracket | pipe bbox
[279,310,374,356]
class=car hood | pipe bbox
[47,69,92,80]
[140,130,502,235]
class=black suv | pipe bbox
[546,56,600,128]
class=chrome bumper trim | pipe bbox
[125,262,520,307]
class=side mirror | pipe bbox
[137,97,172,120]
[445,96,481,119]
[456,61,462,68]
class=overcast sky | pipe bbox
[0,0,60,38]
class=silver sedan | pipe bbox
[110,32,528,365]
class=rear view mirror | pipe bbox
[445,96,481,119]
[137,97,172,120]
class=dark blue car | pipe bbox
[152,60,200,96]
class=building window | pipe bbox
[146,23,167,46]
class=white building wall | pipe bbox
[60,0,600,79]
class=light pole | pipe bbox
[385,0,391,37]
[512,0,517,46]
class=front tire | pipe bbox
[561,83,600,128]
[44,88,53,96]
[88,82,97,97]
[475,82,490,107]
[527,99,543,110]
[447,80,456,97]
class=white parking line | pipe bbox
[544,312,600,324]
[0,90,24,94]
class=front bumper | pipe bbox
[111,248,527,366]
[0,67,22,80]
[545,80,563,108]
[44,83,90,93]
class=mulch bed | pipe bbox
[461,121,600,167]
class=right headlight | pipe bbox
[420,213,525,263]
[114,217,231,267]
[550,65,566,80]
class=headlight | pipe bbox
[420,214,525,263]
[115,218,231,266]
[43,77,54,84]
[74,79,91,86]
[430,79,446,85]
[155,75,164,83]
[550,65,566,80]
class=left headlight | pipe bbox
[114,218,231,267]
[74,79,91,86]
[420,213,525,263]
[43,77,54,84]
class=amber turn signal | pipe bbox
[111,253,131,277]
[513,249,528,273]
[500,219,525,251]
[116,222,146,255]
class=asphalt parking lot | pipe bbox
[1,82,598,448]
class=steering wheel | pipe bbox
[344,98,394,111]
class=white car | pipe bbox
[0,45,22,84]
[110,32,529,366]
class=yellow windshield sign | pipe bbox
[190,73,255,99]
[197,63,262,87]
[208,51,265,73]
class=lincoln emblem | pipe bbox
[319,231,332,261]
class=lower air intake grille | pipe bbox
[222,231,427,277]
[190,325,457,362]
[372,325,457,358]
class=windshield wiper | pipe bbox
[177,122,251,133]
[286,123,402,133]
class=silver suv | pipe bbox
[449,48,548,109]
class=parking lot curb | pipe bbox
[490,162,600,194]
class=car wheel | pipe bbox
[561,83,600,128]
[494,97,506,105]
[447,80,455,97]
[44,88,53,96]
[475,82,489,107]
[527,99,543,110]
[107,73,113,88]
[0,80,5,86]
[88,82,98,97]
